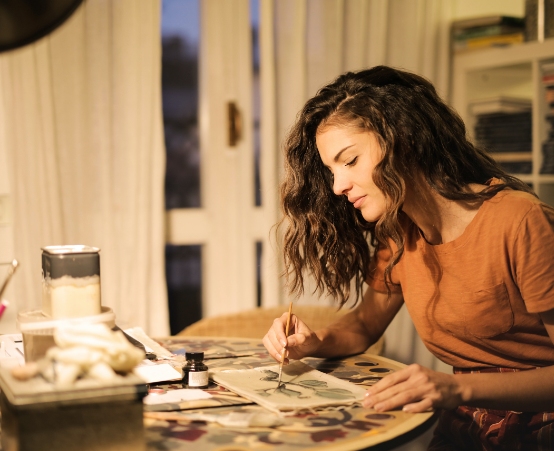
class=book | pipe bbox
[526,0,540,41]
[498,161,532,174]
[451,15,525,32]
[542,65,554,100]
[541,141,554,174]
[541,61,554,76]
[453,32,524,52]
[547,0,554,39]
[477,141,531,153]
[542,74,554,85]
[452,24,525,42]
[526,0,554,41]
[474,114,532,126]
[469,97,532,115]
[488,152,532,162]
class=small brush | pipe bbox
[275,301,293,391]
[0,259,18,301]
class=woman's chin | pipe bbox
[360,208,382,223]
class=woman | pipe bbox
[263,66,554,450]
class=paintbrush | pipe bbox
[0,260,18,301]
[276,301,293,390]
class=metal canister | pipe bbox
[41,245,101,319]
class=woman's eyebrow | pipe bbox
[333,144,355,162]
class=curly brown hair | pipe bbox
[279,65,533,307]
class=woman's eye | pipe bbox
[345,156,358,166]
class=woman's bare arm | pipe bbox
[364,308,554,413]
[263,286,404,362]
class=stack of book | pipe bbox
[470,97,532,174]
[525,0,554,41]
[541,62,554,174]
[451,15,525,53]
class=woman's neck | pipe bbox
[402,183,487,245]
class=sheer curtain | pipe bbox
[261,0,453,372]
[0,0,169,336]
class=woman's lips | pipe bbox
[353,196,366,209]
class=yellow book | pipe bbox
[454,32,524,53]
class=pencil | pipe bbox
[276,301,293,390]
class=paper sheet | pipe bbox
[124,327,173,359]
[212,361,367,416]
[134,362,182,383]
[143,388,212,405]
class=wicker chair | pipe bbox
[178,305,384,355]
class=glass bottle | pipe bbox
[182,351,209,388]
[41,245,101,319]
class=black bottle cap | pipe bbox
[186,351,204,361]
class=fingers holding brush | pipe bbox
[263,304,292,364]
[263,310,322,363]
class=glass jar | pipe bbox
[41,245,101,319]
[182,351,209,388]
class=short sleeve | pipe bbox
[513,202,554,313]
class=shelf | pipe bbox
[453,38,554,71]
[451,37,554,205]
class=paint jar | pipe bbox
[182,351,209,388]
[41,245,101,319]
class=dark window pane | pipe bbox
[165,245,202,335]
[162,1,203,332]
[162,0,200,209]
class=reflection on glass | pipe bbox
[165,245,202,335]
[162,0,200,209]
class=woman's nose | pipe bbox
[332,172,351,196]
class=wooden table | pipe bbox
[144,337,437,451]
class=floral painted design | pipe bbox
[255,369,356,401]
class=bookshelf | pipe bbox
[451,38,554,205]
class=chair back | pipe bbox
[178,305,384,355]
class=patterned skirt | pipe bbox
[428,367,554,451]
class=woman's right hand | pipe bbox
[263,312,322,364]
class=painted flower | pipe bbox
[310,428,348,442]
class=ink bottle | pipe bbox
[182,351,209,389]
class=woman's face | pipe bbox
[316,125,386,222]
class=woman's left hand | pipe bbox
[362,364,467,413]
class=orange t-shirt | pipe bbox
[368,189,554,369]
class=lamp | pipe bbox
[0,0,84,52]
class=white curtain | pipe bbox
[0,0,169,336]
[262,0,453,373]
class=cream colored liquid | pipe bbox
[44,275,101,319]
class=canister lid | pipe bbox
[42,245,100,279]
[42,245,100,255]
[186,351,204,361]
